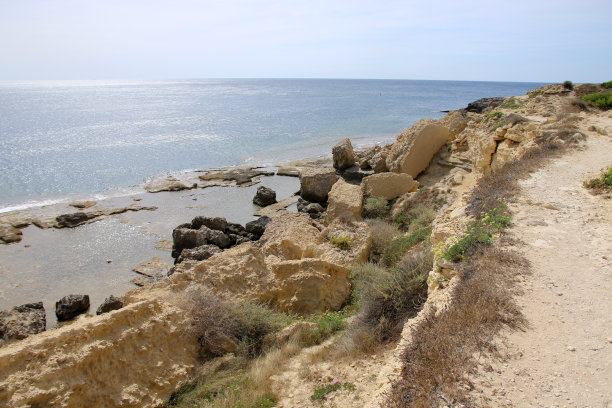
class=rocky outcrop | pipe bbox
[132,258,171,286]
[253,186,277,207]
[0,224,23,244]
[0,299,199,408]
[69,200,96,209]
[325,179,363,224]
[177,245,222,263]
[55,295,90,321]
[96,295,123,315]
[0,302,46,345]
[245,216,272,237]
[42,205,158,229]
[299,168,338,203]
[199,168,274,186]
[465,97,506,113]
[362,172,419,200]
[386,119,449,177]
[145,176,195,193]
[332,138,357,169]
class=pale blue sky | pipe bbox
[1,0,610,82]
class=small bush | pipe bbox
[601,81,612,89]
[393,204,436,233]
[369,219,400,255]
[584,166,612,193]
[563,80,574,90]
[363,196,389,219]
[384,227,432,265]
[570,98,588,110]
[485,111,503,121]
[330,236,351,250]
[499,97,522,109]
[582,91,612,110]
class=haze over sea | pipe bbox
[0,79,545,212]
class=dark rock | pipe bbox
[0,302,46,343]
[332,138,357,169]
[191,216,227,232]
[177,244,222,263]
[172,228,208,254]
[235,236,251,245]
[203,227,231,249]
[253,186,277,207]
[297,198,310,212]
[96,295,123,315]
[56,212,91,228]
[55,295,90,321]
[338,164,374,183]
[226,222,247,236]
[303,203,325,214]
[245,216,272,237]
[465,97,506,113]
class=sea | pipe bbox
[0,79,547,213]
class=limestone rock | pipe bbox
[133,257,171,280]
[325,179,363,224]
[332,138,357,169]
[362,172,419,201]
[386,119,450,177]
[0,302,46,344]
[299,168,338,203]
[96,295,123,315]
[199,168,274,186]
[437,110,468,140]
[55,295,90,321]
[145,176,194,193]
[253,186,277,207]
[370,150,389,173]
[0,224,22,244]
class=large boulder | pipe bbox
[370,150,389,173]
[191,216,227,232]
[325,179,363,224]
[332,138,357,169]
[245,216,272,237]
[55,295,90,321]
[177,244,222,263]
[0,302,46,344]
[252,186,277,207]
[299,168,338,203]
[437,111,469,141]
[96,295,123,315]
[386,119,449,177]
[203,227,231,249]
[0,224,23,244]
[172,228,208,257]
[362,172,419,201]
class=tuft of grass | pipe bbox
[570,98,588,110]
[330,236,351,250]
[584,166,612,193]
[311,381,356,402]
[384,227,431,265]
[582,91,612,110]
[369,219,400,255]
[499,97,522,109]
[563,80,574,90]
[393,204,436,232]
[300,311,348,346]
[363,196,389,219]
[485,111,503,121]
[490,118,507,131]
[601,81,612,89]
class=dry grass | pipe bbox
[369,219,401,256]
[386,245,529,407]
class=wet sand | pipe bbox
[0,174,300,327]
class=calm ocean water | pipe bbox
[0,79,546,212]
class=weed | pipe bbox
[499,97,522,109]
[582,91,612,110]
[363,196,389,219]
[563,80,574,90]
[384,227,431,265]
[584,166,612,193]
[330,236,351,250]
[602,81,612,89]
[311,381,356,402]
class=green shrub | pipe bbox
[582,91,612,110]
[330,236,351,250]
[300,311,348,346]
[384,227,432,265]
[584,166,612,192]
[311,382,355,402]
[363,196,389,219]
[499,97,522,109]
[490,118,507,131]
[393,204,436,233]
[485,111,503,121]
[571,98,588,110]
[563,80,574,90]
[601,81,612,89]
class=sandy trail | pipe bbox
[470,133,612,407]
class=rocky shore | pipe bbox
[1,82,610,407]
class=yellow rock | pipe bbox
[361,172,419,201]
[325,179,363,224]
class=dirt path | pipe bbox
[470,133,612,407]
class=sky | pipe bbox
[0,0,611,82]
